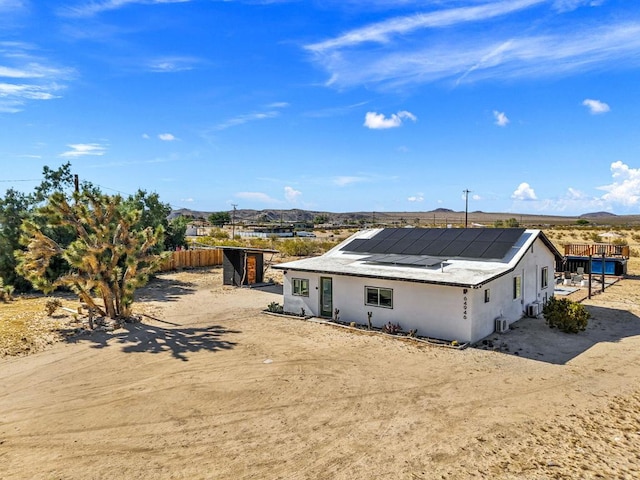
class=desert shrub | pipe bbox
[279,239,319,257]
[589,233,603,243]
[0,277,14,301]
[542,297,589,333]
[45,298,62,316]
[266,301,284,314]
[209,228,229,240]
[382,322,402,334]
[611,238,628,246]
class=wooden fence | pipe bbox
[159,249,223,272]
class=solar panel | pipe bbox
[340,238,368,252]
[419,238,451,256]
[439,240,472,257]
[480,241,515,259]
[496,228,525,243]
[342,228,524,260]
[457,229,484,241]
[460,241,491,257]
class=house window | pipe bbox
[541,266,548,289]
[513,275,522,300]
[484,289,490,303]
[365,286,393,308]
[292,278,309,296]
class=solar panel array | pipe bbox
[341,228,525,260]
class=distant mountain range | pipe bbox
[169,208,640,226]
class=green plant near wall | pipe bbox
[542,297,590,333]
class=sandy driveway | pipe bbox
[1,268,639,479]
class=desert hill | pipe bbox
[169,208,640,227]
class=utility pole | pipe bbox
[231,204,237,239]
[74,174,79,193]
[463,189,471,228]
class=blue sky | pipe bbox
[1,0,640,216]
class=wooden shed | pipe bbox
[221,247,278,287]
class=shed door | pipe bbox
[320,277,333,317]
[246,255,257,284]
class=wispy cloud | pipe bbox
[146,56,200,73]
[59,143,108,158]
[59,0,192,18]
[306,0,545,53]
[364,110,416,129]
[214,111,279,130]
[333,175,368,187]
[158,133,177,141]
[305,2,640,90]
[407,193,424,202]
[511,182,537,201]
[235,191,282,204]
[582,98,610,114]
[0,42,73,113]
[493,110,510,126]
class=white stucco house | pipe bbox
[272,228,562,344]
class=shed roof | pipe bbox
[273,228,561,288]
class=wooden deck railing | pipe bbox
[158,249,223,272]
[563,243,629,258]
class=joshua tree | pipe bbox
[17,191,166,321]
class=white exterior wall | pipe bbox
[469,237,556,341]
[282,273,322,317]
[281,237,557,344]
[283,272,472,342]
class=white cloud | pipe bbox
[142,133,150,139]
[267,102,289,109]
[598,161,640,207]
[0,43,73,113]
[582,98,610,114]
[214,110,280,130]
[60,0,192,17]
[59,143,108,158]
[333,175,368,186]
[158,133,177,141]
[511,182,537,201]
[306,0,545,53]
[493,110,510,126]
[306,1,640,91]
[407,194,424,202]
[181,197,194,203]
[284,186,302,203]
[235,191,281,204]
[146,56,200,73]
[364,110,417,129]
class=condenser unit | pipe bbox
[495,317,508,333]
[526,302,541,317]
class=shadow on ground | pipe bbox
[134,276,198,303]
[476,305,640,365]
[245,283,283,295]
[65,322,239,361]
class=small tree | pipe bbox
[17,191,166,321]
[542,297,590,333]
[208,211,231,227]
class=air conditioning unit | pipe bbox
[526,302,541,317]
[495,317,508,333]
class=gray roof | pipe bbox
[273,228,560,288]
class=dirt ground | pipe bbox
[1,267,639,480]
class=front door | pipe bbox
[320,277,333,317]
[246,255,257,284]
